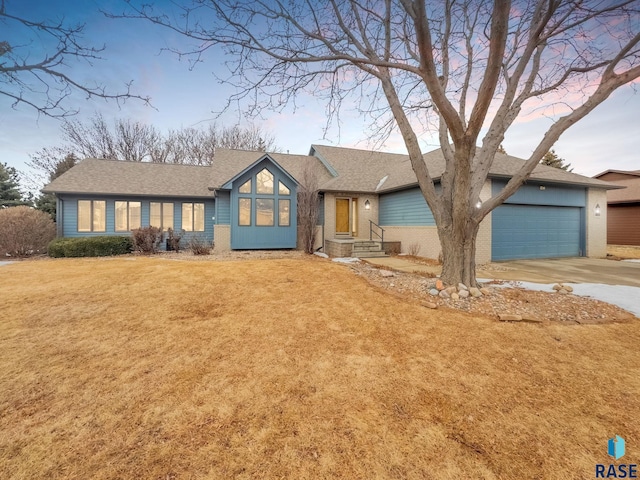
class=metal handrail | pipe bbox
[369,220,385,243]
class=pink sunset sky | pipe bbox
[1,0,638,185]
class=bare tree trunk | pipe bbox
[438,219,480,288]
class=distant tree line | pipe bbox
[14,115,280,220]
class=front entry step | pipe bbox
[352,240,388,258]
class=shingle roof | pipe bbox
[311,144,618,192]
[43,145,619,197]
[592,170,640,203]
[42,159,216,198]
[210,149,333,188]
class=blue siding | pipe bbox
[492,180,586,207]
[216,191,231,225]
[58,194,215,248]
[492,205,582,260]
[379,188,435,226]
[230,158,297,249]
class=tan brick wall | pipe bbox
[322,193,379,243]
[382,226,441,259]
[214,225,230,252]
[325,239,354,257]
[586,188,607,257]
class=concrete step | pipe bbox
[352,250,388,258]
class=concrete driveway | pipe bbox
[366,256,640,287]
[476,258,640,287]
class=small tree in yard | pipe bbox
[0,206,56,256]
[297,164,320,254]
[120,1,640,285]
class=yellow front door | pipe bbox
[335,198,350,234]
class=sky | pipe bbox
[1,0,639,189]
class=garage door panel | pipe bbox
[492,205,582,261]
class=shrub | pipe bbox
[132,226,163,254]
[48,236,133,258]
[0,206,56,256]
[188,236,213,255]
[166,228,183,252]
[407,242,421,256]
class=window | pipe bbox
[239,198,251,226]
[115,201,141,232]
[256,168,274,194]
[182,202,205,231]
[278,181,290,195]
[78,200,106,232]
[256,199,274,226]
[279,199,290,226]
[239,179,252,193]
[150,202,174,230]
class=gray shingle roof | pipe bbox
[210,149,333,188]
[42,159,216,198]
[43,145,619,197]
[311,144,619,192]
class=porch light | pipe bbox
[595,204,601,216]
[364,199,371,210]
[475,200,482,209]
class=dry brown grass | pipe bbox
[1,256,640,479]
[608,244,640,259]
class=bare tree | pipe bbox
[118,0,640,285]
[297,163,320,254]
[0,2,149,117]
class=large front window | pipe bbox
[115,201,141,232]
[78,200,106,232]
[182,202,205,231]
[150,202,174,231]
[237,168,293,228]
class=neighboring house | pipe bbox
[593,169,640,246]
[43,145,617,262]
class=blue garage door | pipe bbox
[492,205,582,261]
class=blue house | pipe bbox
[43,145,618,262]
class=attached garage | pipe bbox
[491,180,586,261]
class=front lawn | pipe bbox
[1,257,639,479]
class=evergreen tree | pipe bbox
[34,154,78,220]
[0,163,30,208]
[540,149,573,172]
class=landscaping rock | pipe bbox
[429,289,440,296]
[421,301,438,309]
[445,286,457,295]
[469,287,482,298]
[435,279,445,291]
[458,289,470,299]
[564,285,574,293]
[499,314,523,321]
[379,270,395,277]
[439,290,450,299]
[479,287,491,296]
[558,288,569,295]
[451,292,460,300]
[552,284,563,291]
[458,283,468,291]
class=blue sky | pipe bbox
[1,0,639,184]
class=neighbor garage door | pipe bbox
[492,205,582,261]
[607,204,640,246]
